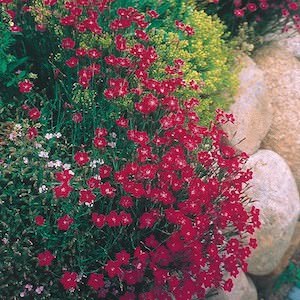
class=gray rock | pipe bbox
[264,31,300,58]
[209,272,257,300]
[245,150,300,276]
[254,45,300,190]
[222,54,272,155]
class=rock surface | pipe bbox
[264,31,300,58]
[245,150,300,276]
[223,54,272,155]
[254,45,300,189]
[210,272,257,300]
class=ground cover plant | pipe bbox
[197,0,300,37]
[0,0,260,299]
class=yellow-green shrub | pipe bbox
[149,4,237,123]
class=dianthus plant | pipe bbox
[200,0,300,35]
[0,1,260,299]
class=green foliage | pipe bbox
[196,0,300,39]
[274,262,300,291]
[0,17,28,118]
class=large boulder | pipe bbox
[254,45,300,189]
[222,54,272,155]
[264,31,300,58]
[210,272,257,300]
[245,150,300,276]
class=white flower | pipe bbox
[45,133,53,140]
[20,292,26,298]
[38,185,48,194]
[63,163,71,170]
[35,286,44,294]
[94,175,101,180]
[54,160,62,167]
[90,160,97,168]
[55,132,62,138]
[39,151,49,158]
[25,284,33,291]
[9,133,16,140]
[108,142,116,148]
[15,124,22,130]
[23,157,29,164]
[110,132,117,138]
[34,142,42,149]
[47,161,55,168]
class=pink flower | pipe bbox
[234,8,245,17]
[72,112,83,123]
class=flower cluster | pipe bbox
[0,1,260,299]
[43,96,260,298]
[203,0,300,33]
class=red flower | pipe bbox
[61,37,75,49]
[55,170,74,183]
[99,165,112,178]
[99,182,116,198]
[79,189,96,205]
[116,250,130,265]
[19,79,34,93]
[115,34,127,51]
[104,260,122,278]
[247,3,257,12]
[139,211,159,229]
[60,271,78,290]
[10,25,22,32]
[92,212,106,228]
[135,94,158,114]
[57,215,74,231]
[54,184,73,198]
[75,48,86,57]
[116,116,129,128]
[119,196,133,208]
[87,273,104,290]
[119,211,133,226]
[87,48,102,59]
[106,210,120,227]
[289,2,298,11]
[87,177,100,189]
[74,151,90,166]
[93,137,108,149]
[147,10,159,18]
[234,8,245,17]
[95,128,108,137]
[223,278,233,292]
[72,112,83,123]
[35,215,45,226]
[28,108,41,120]
[66,57,79,68]
[37,250,55,267]
[44,0,57,6]
[27,127,38,140]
